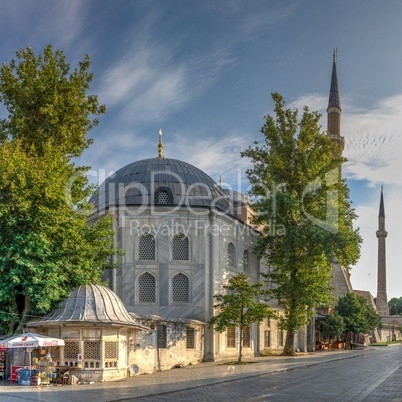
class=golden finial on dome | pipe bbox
[157,129,164,158]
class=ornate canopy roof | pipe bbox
[27,285,148,329]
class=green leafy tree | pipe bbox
[241,93,361,355]
[208,273,276,363]
[321,312,345,349]
[0,45,115,334]
[388,297,402,316]
[335,292,381,335]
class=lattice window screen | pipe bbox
[172,273,189,303]
[138,272,156,303]
[64,341,80,359]
[172,234,189,260]
[226,326,236,348]
[186,327,195,349]
[157,190,169,204]
[84,340,101,360]
[243,326,251,348]
[227,243,236,269]
[278,330,284,347]
[51,347,60,360]
[104,341,118,368]
[139,234,155,260]
[243,250,250,273]
[104,341,118,359]
[264,330,271,348]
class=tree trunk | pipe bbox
[8,298,18,334]
[8,293,31,333]
[238,326,243,363]
[20,294,31,328]
[282,330,295,356]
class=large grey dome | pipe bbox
[92,157,231,212]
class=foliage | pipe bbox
[208,273,276,362]
[334,292,381,334]
[321,312,345,346]
[241,93,362,355]
[0,45,116,334]
[388,297,402,316]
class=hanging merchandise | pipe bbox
[0,350,6,380]
[0,332,64,385]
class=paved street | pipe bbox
[0,346,401,402]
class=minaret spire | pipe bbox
[376,186,389,317]
[379,185,385,218]
[327,49,344,153]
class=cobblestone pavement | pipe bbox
[0,346,401,402]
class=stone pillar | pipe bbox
[203,211,217,361]
[307,316,316,352]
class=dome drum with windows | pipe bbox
[92,158,231,213]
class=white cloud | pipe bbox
[1,1,90,53]
[343,94,402,187]
[238,3,298,40]
[169,131,254,191]
[97,42,235,123]
[291,93,327,116]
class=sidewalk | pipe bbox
[0,348,375,402]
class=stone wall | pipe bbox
[128,317,204,374]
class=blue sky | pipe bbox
[1,0,401,300]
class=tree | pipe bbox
[388,297,402,316]
[321,313,345,349]
[0,45,116,334]
[241,93,361,355]
[335,293,381,336]
[208,273,276,363]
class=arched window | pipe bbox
[172,234,189,260]
[138,272,156,303]
[139,234,156,260]
[172,273,189,303]
[227,242,236,269]
[243,326,251,348]
[243,250,250,273]
[226,326,235,348]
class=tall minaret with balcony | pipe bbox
[327,50,345,154]
[327,50,353,299]
[376,187,389,317]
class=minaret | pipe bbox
[327,50,354,300]
[327,49,345,153]
[376,186,389,317]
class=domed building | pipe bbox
[90,134,265,363]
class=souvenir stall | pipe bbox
[0,343,7,380]
[0,332,64,385]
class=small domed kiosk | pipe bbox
[28,284,148,382]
